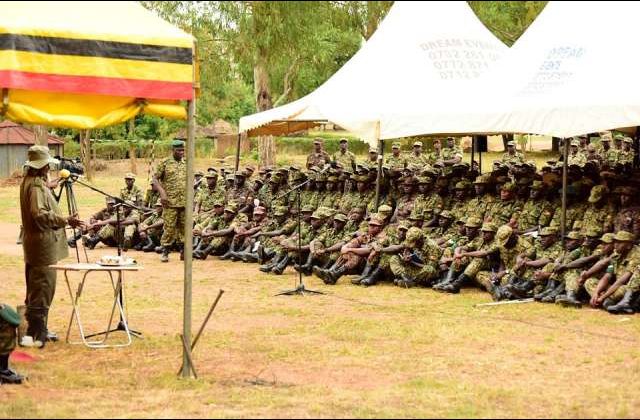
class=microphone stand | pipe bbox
[68,176,143,339]
[274,169,327,297]
[54,178,86,263]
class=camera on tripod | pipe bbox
[54,156,85,176]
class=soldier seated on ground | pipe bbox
[193,204,240,260]
[135,199,165,252]
[389,226,442,288]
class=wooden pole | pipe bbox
[182,43,197,379]
[561,138,568,247]
[128,118,137,174]
[374,122,383,210]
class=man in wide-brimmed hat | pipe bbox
[20,146,85,348]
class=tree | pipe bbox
[468,1,548,46]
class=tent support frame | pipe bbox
[560,138,568,247]
[374,122,383,210]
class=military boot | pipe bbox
[556,290,582,308]
[352,263,374,285]
[506,279,535,299]
[432,269,456,290]
[260,254,282,273]
[396,274,417,288]
[440,273,470,294]
[312,265,331,283]
[218,243,237,260]
[239,252,259,263]
[85,235,101,250]
[294,254,314,275]
[361,267,383,287]
[534,280,558,301]
[607,290,636,314]
[160,247,170,263]
[271,255,291,275]
[324,265,349,285]
[142,237,156,252]
[541,282,565,303]
[0,356,24,385]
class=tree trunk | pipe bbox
[80,130,93,181]
[128,118,137,174]
[33,125,48,146]
[502,133,513,152]
[551,137,561,153]
[254,57,276,168]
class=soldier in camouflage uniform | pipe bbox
[120,173,143,207]
[318,172,342,209]
[598,134,619,167]
[154,140,186,262]
[0,304,23,384]
[466,175,495,221]
[295,213,349,276]
[223,206,269,261]
[580,185,614,235]
[449,181,471,221]
[517,180,555,233]
[333,138,356,172]
[389,226,443,288]
[567,139,587,167]
[193,171,226,234]
[500,141,525,167]
[386,142,406,171]
[612,186,640,238]
[135,199,165,252]
[254,206,297,264]
[306,138,331,170]
[193,204,240,259]
[618,137,635,166]
[405,141,429,168]
[440,137,463,166]
[258,173,288,211]
[226,171,253,215]
[314,214,386,285]
[487,182,522,227]
[392,176,419,222]
[434,217,483,289]
[553,229,609,306]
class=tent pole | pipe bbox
[471,136,475,173]
[374,122,383,210]
[182,46,196,378]
[235,133,241,172]
[560,138,568,247]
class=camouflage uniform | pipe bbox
[476,231,534,289]
[584,246,640,302]
[501,151,525,166]
[487,199,522,226]
[333,150,356,171]
[518,199,555,231]
[120,185,143,206]
[567,152,587,167]
[386,154,406,170]
[306,150,331,169]
[155,156,186,247]
[139,210,164,244]
[390,229,442,284]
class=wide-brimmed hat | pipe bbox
[24,145,59,169]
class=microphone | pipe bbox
[59,170,85,180]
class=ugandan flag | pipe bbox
[0,1,195,128]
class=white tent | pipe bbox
[396,1,640,138]
[239,1,508,145]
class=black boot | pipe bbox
[506,279,535,299]
[440,273,470,294]
[260,254,282,273]
[295,254,314,275]
[325,265,349,285]
[432,268,456,290]
[239,252,259,263]
[361,267,383,287]
[312,265,331,283]
[607,290,636,314]
[556,290,582,308]
[84,235,101,250]
[395,274,417,288]
[534,280,558,301]
[142,237,156,252]
[160,247,170,263]
[541,282,565,303]
[271,255,290,275]
[353,263,374,285]
[0,355,24,385]
[219,242,237,260]
[194,243,215,260]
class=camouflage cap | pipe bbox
[106,197,116,204]
[565,231,582,240]
[398,221,411,231]
[327,175,339,183]
[624,136,633,144]
[539,226,558,236]
[301,205,315,213]
[439,210,453,219]
[339,138,348,143]
[273,206,288,216]
[531,180,545,190]
[496,225,514,245]
[368,215,385,226]
[225,204,238,214]
[311,210,325,219]
[614,133,625,141]
[481,222,498,232]
[456,217,467,225]
[408,210,424,221]
[588,185,608,203]
[378,204,393,215]
[507,141,516,147]
[195,170,204,177]
[413,141,423,147]
[253,206,267,215]
[584,227,602,238]
[614,231,635,242]
[392,141,401,149]
[501,182,517,192]
[473,174,490,184]
[212,200,224,207]
[205,171,218,178]
[234,171,246,178]
[334,213,348,223]
[600,233,615,244]
[405,227,423,244]
[600,134,611,142]
[465,217,483,228]
[570,139,580,147]
[225,174,234,182]
[124,172,136,179]
[454,181,470,190]
[369,147,378,154]
[417,176,433,184]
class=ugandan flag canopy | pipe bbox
[0,1,195,129]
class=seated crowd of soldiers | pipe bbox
[71,132,640,315]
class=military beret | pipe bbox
[496,225,514,245]
[600,233,615,244]
[465,217,483,228]
[481,222,498,232]
[539,226,558,236]
[614,231,635,242]
[301,205,315,213]
[565,231,582,240]
[334,213,348,223]
[124,172,136,179]
[172,139,186,148]
[0,303,21,327]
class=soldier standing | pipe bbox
[306,138,331,170]
[500,141,525,166]
[153,140,187,262]
[333,138,356,171]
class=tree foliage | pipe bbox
[468,1,548,46]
